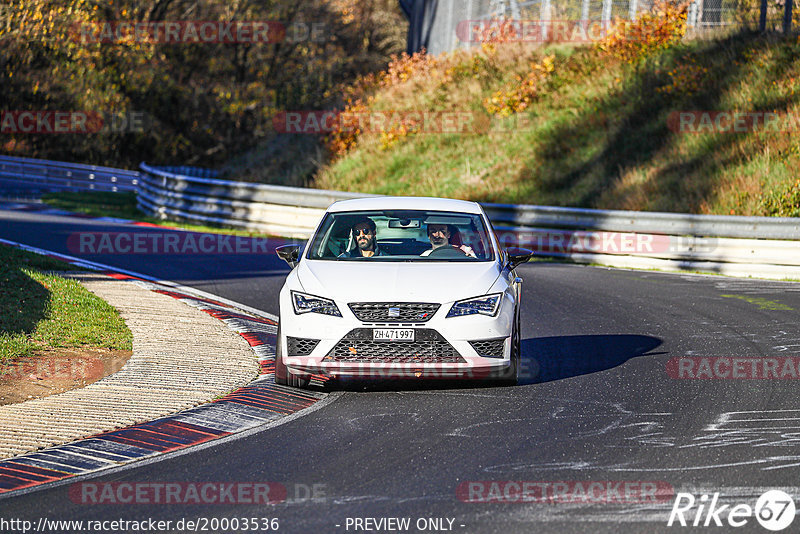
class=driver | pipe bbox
[421,224,476,257]
[339,217,387,258]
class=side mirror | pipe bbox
[276,245,300,268]
[505,247,534,270]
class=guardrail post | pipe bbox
[629,0,638,20]
[540,0,551,40]
[784,0,793,34]
[602,0,612,24]
[687,1,698,28]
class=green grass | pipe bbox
[0,245,132,362]
[42,192,273,237]
[720,293,794,310]
[43,191,145,220]
[49,33,800,220]
[298,32,800,217]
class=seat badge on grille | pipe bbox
[388,307,401,318]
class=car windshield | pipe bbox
[306,210,495,262]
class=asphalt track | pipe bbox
[2,206,800,533]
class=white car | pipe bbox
[274,196,533,388]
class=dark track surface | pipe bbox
[3,207,800,533]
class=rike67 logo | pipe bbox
[668,490,795,531]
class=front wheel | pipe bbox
[492,309,520,386]
[508,309,522,385]
[274,324,310,388]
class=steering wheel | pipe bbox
[427,245,468,258]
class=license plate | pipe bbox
[372,328,415,341]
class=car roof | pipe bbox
[327,196,484,214]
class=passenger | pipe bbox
[339,217,387,258]
[421,223,476,257]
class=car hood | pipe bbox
[296,260,501,303]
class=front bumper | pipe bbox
[285,356,511,380]
[279,296,515,380]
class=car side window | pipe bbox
[460,223,486,259]
[323,220,351,258]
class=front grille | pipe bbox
[323,328,465,363]
[348,302,440,323]
[287,336,320,356]
[469,338,507,358]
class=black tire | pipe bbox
[511,306,521,383]
[492,307,520,386]
[288,371,311,389]
[507,307,522,385]
[274,324,288,385]
[274,324,310,388]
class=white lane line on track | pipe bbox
[0,238,345,500]
[0,237,278,321]
[0,391,344,501]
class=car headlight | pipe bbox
[291,291,342,317]
[446,293,502,318]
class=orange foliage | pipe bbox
[324,51,439,156]
[379,50,438,87]
[597,0,689,63]
[483,55,555,116]
[657,57,708,96]
[323,100,368,156]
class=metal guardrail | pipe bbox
[136,162,800,279]
[481,204,800,240]
[137,162,375,237]
[0,155,139,194]
[1,155,798,279]
[138,162,800,238]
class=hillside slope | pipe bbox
[308,16,800,217]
